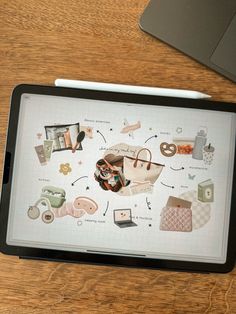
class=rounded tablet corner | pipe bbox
[138,14,146,31]
[11,84,29,99]
[222,260,236,273]
[0,238,10,255]
[0,244,9,256]
[138,0,153,31]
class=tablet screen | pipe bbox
[6,93,236,264]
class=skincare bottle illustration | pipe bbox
[192,127,207,160]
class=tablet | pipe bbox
[0,84,235,273]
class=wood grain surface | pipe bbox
[0,1,236,313]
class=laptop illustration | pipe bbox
[140,0,236,82]
[113,209,137,228]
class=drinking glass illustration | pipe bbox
[203,144,215,165]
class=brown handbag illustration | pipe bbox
[160,196,192,232]
[123,148,164,184]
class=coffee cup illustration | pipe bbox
[203,143,215,165]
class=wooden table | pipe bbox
[0,1,235,313]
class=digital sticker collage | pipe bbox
[31,105,216,234]
[8,95,234,261]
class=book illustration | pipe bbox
[160,196,193,232]
[120,120,141,135]
[192,128,207,160]
[59,163,72,175]
[179,190,211,229]
[198,179,214,202]
[113,209,137,228]
[160,142,177,157]
[203,144,215,165]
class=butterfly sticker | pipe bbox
[188,174,196,180]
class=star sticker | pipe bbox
[176,127,183,134]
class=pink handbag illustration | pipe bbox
[123,148,164,184]
[160,196,192,232]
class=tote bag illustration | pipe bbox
[123,148,164,184]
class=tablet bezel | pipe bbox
[0,84,235,273]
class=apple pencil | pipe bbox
[55,79,211,99]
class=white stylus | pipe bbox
[55,79,211,99]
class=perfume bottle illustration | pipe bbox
[192,127,207,160]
